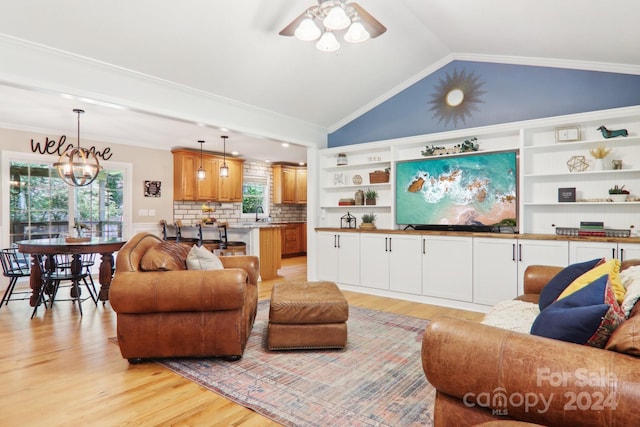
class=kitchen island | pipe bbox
[195,223,285,280]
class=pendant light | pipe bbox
[54,109,102,186]
[196,140,206,180]
[220,136,229,177]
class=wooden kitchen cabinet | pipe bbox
[273,165,306,204]
[218,158,243,202]
[259,227,282,280]
[281,223,307,256]
[172,149,243,201]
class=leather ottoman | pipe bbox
[268,281,349,350]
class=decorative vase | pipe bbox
[355,190,364,205]
[593,158,606,171]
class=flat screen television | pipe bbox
[395,150,518,232]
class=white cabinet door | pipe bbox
[316,232,338,282]
[516,240,569,295]
[422,235,473,302]
[388,234,422,295]
[569,241,617,263]
[618,243,640,262]
[336,232,360,285]
[316,232,360,285]
[359,233,389,290]
[473,237,518,306]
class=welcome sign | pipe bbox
[30,135,113,161]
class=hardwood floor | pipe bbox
[0,256,483,426]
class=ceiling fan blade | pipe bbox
[279,9,310,36]
[350,3,387,38]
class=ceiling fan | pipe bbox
[279,0,386,52]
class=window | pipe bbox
[4,152,129,246]
[242,175,269,219]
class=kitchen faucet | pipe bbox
[255,205,264,222]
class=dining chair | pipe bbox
[31,253,96,318]
[0,247,32,308]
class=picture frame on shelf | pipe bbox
[333,172,345,186]
[556,126,581,143]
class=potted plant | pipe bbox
[360,213,376,230]
[608,185,630,202]
[365,188,378,205]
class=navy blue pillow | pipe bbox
[538,258,603,310]
[531,275,610,345]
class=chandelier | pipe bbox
[279,0,386,52]
[54,109,102,187]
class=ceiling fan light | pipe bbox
[316,31,340,52]
[344,21,370,43]
[295,17,321,41]
[323,6,350,30]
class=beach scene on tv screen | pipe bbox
[396,151,517,227]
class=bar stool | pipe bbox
[197,223,221,253]
[160,220,178,242]
[218,223,247,256]
[175,220,199,247]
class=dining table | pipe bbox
[16,237,126,307]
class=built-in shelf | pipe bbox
[321,183,391,191]
[320,204,391,209]
[524,201,640,206]
[524,168,640,178]
[524,136,640,153]
[323,161,390,173]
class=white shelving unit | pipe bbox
[318,145,392,228]
[521,113,640,234]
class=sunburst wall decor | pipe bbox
[428,68,486,128]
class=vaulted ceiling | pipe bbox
[1,0,639,163]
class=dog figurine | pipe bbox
[597,125,628,138]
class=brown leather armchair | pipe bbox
[422,260,640,427]
[110,232,259,363]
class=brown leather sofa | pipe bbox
[422,260,640,427]
[110,232,259,362]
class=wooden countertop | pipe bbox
[314,227,640,244]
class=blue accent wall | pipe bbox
[328,61,640,147]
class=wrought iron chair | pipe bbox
[0,247,32,308]
[31,253,96,318]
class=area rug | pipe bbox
[156,301,433,426]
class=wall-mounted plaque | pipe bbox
[144,180,161,197]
